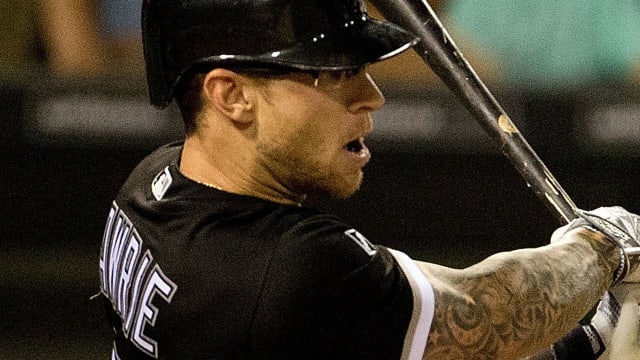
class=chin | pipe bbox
[297,170,364,201]
[306,185,360,204]
[321,174,364,200]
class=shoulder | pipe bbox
[266,210,436,359]
[117,142,183,197]
[263,209,417,308]
[133,142,183,177]
[276,210,383,278]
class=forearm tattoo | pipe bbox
[421,231,619,359]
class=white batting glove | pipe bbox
[587,291,622,356]
[604,285,640,360]
[550,206,640,285]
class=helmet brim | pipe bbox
[155,17,418,108]
[244,17,419,71]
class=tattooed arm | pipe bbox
[415,228,619,360]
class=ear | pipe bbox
[202,69,254,124]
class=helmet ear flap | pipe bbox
[142,0,172,109]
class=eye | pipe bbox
[323,70,347,82]
[317,67,364,86]
[344,67,364,79]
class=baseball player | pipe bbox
[97,0,640,359]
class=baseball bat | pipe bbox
[370,0,579,224]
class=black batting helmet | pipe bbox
[142,0,418,108]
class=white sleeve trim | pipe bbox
[389,249,435,360]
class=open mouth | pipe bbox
[345,138,365,153]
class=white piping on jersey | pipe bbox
[389,249,435,360]
[111,347,122,360]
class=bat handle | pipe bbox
[504,131,580,224]
[371,0,580,224]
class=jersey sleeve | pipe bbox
[387,249,435,360]
[249,213,435,359]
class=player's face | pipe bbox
[251,68,385,199]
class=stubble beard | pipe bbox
[256,135,366,202]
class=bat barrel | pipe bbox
[371,0,579,224]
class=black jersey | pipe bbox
[99,142,434,359]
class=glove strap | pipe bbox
[581,324,605,356]
[577,210,634,285]
[613,247,628,286]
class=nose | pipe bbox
[346,72,385,114]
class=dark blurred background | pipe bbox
[2,1,640,359]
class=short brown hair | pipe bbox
[174,67,281,133]
[174,69,209,135]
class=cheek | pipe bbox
[253,84,361,196]
[262,121,333,167]
[259,95,338,156]
[254,104,318,168]
[258,109,312,153]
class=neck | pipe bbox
[180,135,305,207]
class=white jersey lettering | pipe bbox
[100,205,118,297]
[124,251,152,338]
[133,266,178,357]
[100,201,178,359]
[117,230,142,318]
[109,214,132,301]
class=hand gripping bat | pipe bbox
[369,0,579,224]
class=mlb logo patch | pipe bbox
[344,229,377,256]
[152,166,173,201]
